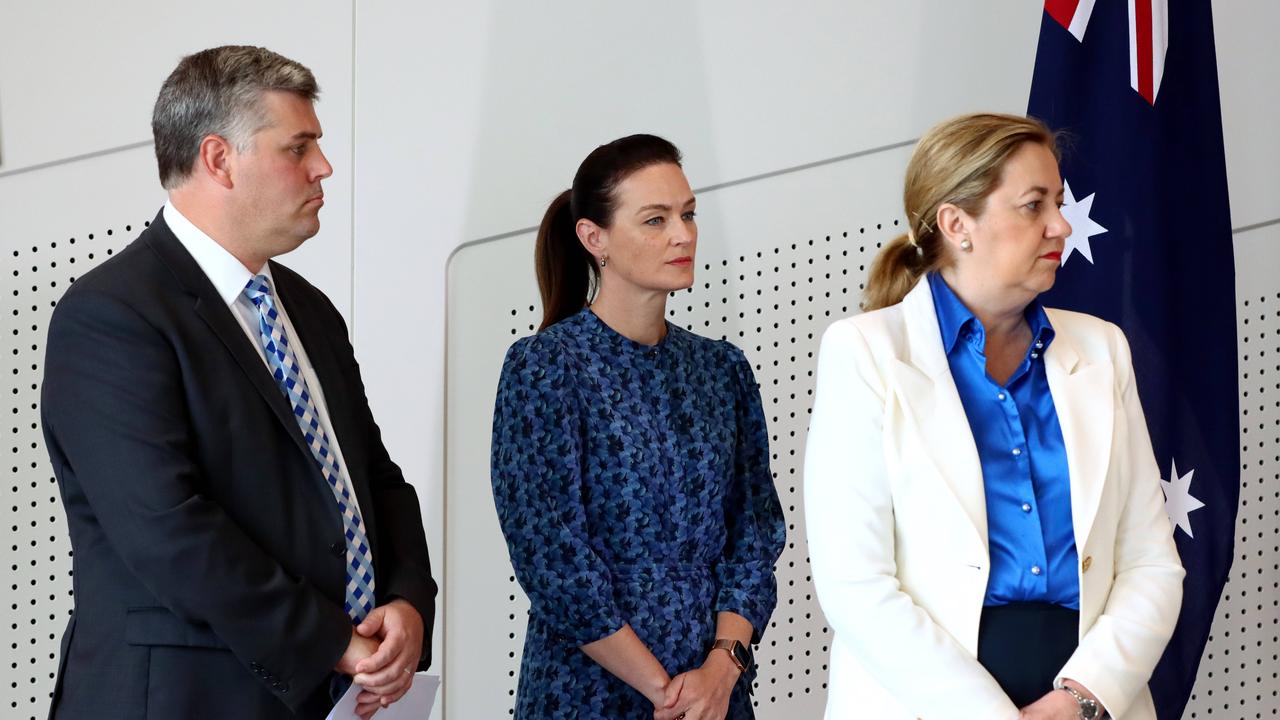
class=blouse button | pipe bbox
[1030,352,1040,359]
[1030,565,1042,576]
[1021,503,1032,513]
[1011,448,1022,457]
[997,392,1006,401]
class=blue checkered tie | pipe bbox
[244,275,376,624]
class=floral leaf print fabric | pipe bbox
[491,309,785,719]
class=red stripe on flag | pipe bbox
[1045,0,1081,30]
[1135,0,1155,103]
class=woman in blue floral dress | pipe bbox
[491,134,786,720]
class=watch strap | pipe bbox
[1053,679,1100,719]
[711,638,748,673]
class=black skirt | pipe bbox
[976,602,1080,707]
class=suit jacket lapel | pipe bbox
[893,279,990,549]
[144,212,315,462]
[270,265,379,545]
[1043,311,1113,552]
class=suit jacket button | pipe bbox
[1082,555,1093,572]
[329,541,345,558]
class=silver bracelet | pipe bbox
[1052,678,1101,719]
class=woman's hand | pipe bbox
[1020,684,1103,719]
[652,650,740,720]
[1021,679,1105,720]
[1018,689,1076,719]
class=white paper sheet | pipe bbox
[326,673,441,720]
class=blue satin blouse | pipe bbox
[927,272,1080,609]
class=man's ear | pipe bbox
[196,134,236,190]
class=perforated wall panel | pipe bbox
[1183,275,1280,719]
[3,221,135,719]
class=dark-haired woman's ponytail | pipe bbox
[534,189,598,330]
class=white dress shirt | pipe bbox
[163,202,367,522]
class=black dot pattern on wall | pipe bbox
[502,221,899,713]
[1184,291,1280,719]
[3,222,139,720]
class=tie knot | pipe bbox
[244,275,274,305]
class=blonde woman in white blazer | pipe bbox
[804,114,1183,720]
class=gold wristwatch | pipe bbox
[711,638,750,673]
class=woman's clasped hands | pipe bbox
[652,650,741,720]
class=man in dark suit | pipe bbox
[40,46,436,719]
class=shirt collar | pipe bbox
[164,201,270,307]
[927,271,1056,354]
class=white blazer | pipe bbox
[803,277,1183,720]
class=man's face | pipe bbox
[228,90,332,262]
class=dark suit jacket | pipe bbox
[40,211,437,719]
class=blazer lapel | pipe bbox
[270,266,379,544]
[892,279,990,549]
[1043,311,1114,552]
[144,213,315,462]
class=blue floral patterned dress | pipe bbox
[491,308,786,719]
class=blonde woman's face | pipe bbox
[969,142,1072,297]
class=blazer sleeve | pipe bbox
[490,335,626,646]
[1056,323,1184,718]
[318,293,438,669]
[41,289,352,711]
[804,319,1021,719]
[712,348,786,641]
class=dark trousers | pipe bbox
[977,602,1079,707]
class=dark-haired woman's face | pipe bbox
[597,162,697,294]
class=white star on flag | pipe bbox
[1161,458,1206,538]
[1059,180,1108,266]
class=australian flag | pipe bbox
[1028,1,1239,717]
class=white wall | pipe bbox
[1,1,1276,718]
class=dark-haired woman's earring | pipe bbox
[599,255,608,268]
[960,238,972,252]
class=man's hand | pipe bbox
[653,649,739,720]
[351,600,425,714]
[335,630,380,676]
[334,630,382,720]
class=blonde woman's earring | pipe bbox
[960,238,972,252]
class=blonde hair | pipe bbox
[863,113,1060,311]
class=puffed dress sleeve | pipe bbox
[491,334,626,645]
[712,346,786,641]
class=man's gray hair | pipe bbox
[152,45,319,189]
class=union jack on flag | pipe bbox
[1045,0,1169,104]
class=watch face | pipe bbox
[731,643,751,669]
[1080,700,1099,719]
